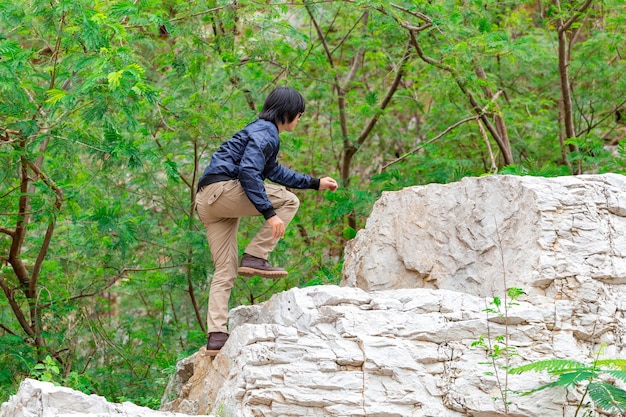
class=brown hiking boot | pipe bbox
[206,332,229,356]
[238,253,288,279]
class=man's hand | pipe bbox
[319,177,338,192]
[268,215,285,239]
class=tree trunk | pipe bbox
[554,0,593,174]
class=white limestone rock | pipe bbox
[161,285,626,417]
[342,174,626,296]
[0,379,197,417]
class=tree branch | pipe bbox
[10,148,31,287]
[0,275,36,337]
[40,264,190,308]
[342,11,368,86]
[408,31,513,164]
[561,0,594,32]
[0,323,20,337]
[354,41,411,151]
[26,161,64,295]
[475,63,511,159]
[330,17,360,56]
[381,91,504,171]
[477,119,498,173]
[168,5,230,23]
[577,96,626,137]
[381,115,480,171]
[362,2,432,33]
[389,3,432,24]
[187,274,205,334]
[306,4,337,70]
[1,130,19,145]
[49,12,67,90]
[124,5,231,29]
[305,4,349,140]
[46,99,95,132]
[1,129,20,137]
[554,0,585,173]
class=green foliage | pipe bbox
[483,287,526,316]
[23,355,95,398]
[471,287,526,413]
[30,356,61,383]
[1,0,626,408]
[510,356,626,415]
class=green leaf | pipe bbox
[507,287,526,300]
[509,359,588,375]
[123,63,144,76]
[0,39,21,57]
[587,381,626,413]
[605,370,626,383]
[553,371,597,388]
[45,88,67,104]
[365,91,378,106]
[107,70,123,88]
[595,359,626,370]
[163,160,179,182]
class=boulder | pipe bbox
[0,378,199,417]
[342,174,626,296]
[161,284,625,416]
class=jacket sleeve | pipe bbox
[266,163,320,191]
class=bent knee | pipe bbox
[286,191,300,209]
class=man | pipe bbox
[196,87,339,355]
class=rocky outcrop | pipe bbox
[160,174,626,417]
[4,174,626,417]
[0,378,198,417]
[160,284,625,417]
[342,174,626,296]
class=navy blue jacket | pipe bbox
[198,119,320,219]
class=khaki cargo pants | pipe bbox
[196,179,299,333]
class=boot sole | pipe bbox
[238,266,288,279]
[205,348,221,357]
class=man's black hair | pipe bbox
[258,87,305,125]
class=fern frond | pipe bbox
[123,63,144,77]
[46,88,67,105]
[587,381,626,413]
[120,141,142,169]
[605,370,626,383]
[141,149,159,164]
[163,160,179,182]
[595,359,626,370]
[103,123,122,143]
[0,39,20,57]
[519,371,597,397]
[553,371,597,388]
[509,359,588,375]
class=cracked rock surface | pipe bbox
[342,174,626,294]
[161,174,626,417]
[162,284,625,416]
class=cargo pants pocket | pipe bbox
[205,182,225,205]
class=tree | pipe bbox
[1,0,157,361]
[0,0,209,402]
